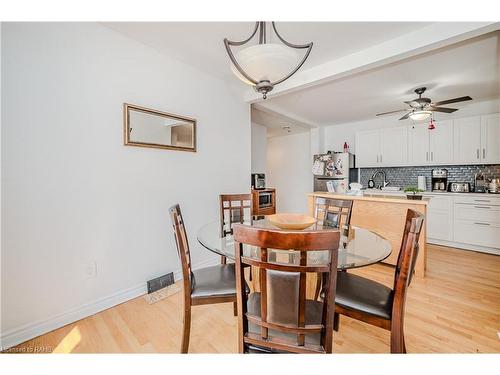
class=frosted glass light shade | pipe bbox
[409,110,432,121]
[230,43,299,85]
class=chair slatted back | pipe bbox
[219,194,253,237]
[313,198,353,237]
[392,209,424,327]
[169,204,192,294]
[233,224,340,354]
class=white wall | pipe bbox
[251,122,267,174]
[267,132,312,214]
[1,23,250,348]
[322,98,500,154]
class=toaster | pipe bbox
[448,182,471,193]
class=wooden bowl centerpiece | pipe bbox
[267,213,317,230]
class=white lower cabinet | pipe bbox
[426,194,453,241]
[424,193,500,254]
[453,220,500,249]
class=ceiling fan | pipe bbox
[376,87,472,121]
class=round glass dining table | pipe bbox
[197,218,392,269]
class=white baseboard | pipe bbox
[0,257,219,351]
[428,239,500,255]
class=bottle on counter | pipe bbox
[343,142,349,153]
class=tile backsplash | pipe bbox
[359,164,500,191]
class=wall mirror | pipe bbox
[124,103,196,152]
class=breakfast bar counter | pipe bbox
[307,192,428,277]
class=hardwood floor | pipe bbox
[10,244,500,353]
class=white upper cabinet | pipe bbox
[429,119,454,164]
[408,124,430,165]
[355,129,380,167]
[408,120,453,165]
[454,116,482,164]
[355,113,499,168]
[481,113,500,164]
[380,126,408,166]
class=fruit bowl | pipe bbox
[267,213,317,230]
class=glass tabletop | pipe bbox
[197,218,392,270]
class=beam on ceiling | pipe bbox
[245,22,500,103]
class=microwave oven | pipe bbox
[258,191,272,208]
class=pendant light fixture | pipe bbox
[224,22,313,99]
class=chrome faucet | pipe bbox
[371,170,390,189]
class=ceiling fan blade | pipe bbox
[399,113,410,120]
[376,109,407,116]
[432,96,472,106]
[431,107,458,113]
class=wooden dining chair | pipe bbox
[169,204,238,353]
[219,194,253,264]
[233,224,340,354]
[312,197,353,300]
[333,209,424,353]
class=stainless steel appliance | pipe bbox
[251,173,265,190]
[474,173,487,193]
[313,152,355,193]
[448,182,471,193]
[258,191,273,208]
[488,178,500,193]
[431,169,448,191]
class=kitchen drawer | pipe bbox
[426,195,453,211]
[453,195,500,206]
[453,219,500,249]
[455,204,500,224]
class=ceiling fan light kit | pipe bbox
[224,22,313,99]
[409,110,433,121]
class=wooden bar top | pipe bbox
[307,192,429,206]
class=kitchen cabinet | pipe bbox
[481,113,500,163]
[356,126,407,167]
[408,120,453,165]
[408,125,429,165]
[426,194,453,241]
[429,120,454,164]
[380,126,408,166]
[355,112,499,167]
[454,116,482,164]
[355,129,380,167]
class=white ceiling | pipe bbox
[102,22,432,86]
[102,22,499,129]
[251,106,311,138]
[258,31,500,126]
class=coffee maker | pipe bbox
[432,169,448,191]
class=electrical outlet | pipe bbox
[83,261,97,279]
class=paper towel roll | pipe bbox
[417,176,427,191]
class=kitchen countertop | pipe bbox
[308,191,429,205]
[362,189,500,198]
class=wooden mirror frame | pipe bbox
[123,103,197,152]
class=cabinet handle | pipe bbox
[483,148,486,159]
[376,155,379,163]
[476,149,479,159]
[474,222,490,226]
[426,151,428,161]
[475,199,491,203]
[380,154,382,163]
[431,151,433,161]
[474,206,491,209]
